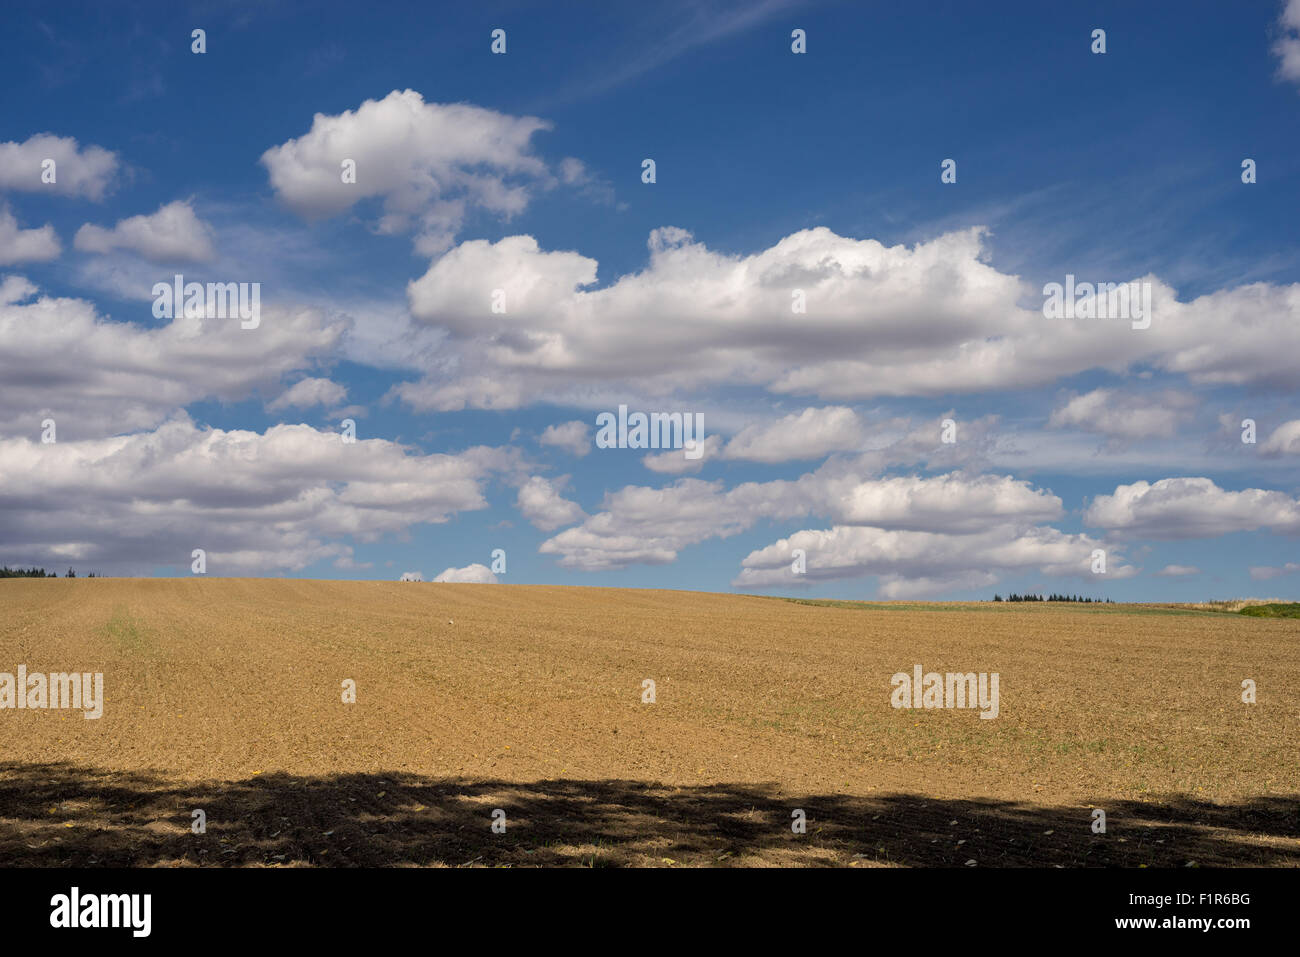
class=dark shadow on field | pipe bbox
[1,762,1296,867]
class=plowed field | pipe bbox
[2,579,1296,866]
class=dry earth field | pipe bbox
[1,578,1297,867]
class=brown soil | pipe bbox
[1,578,1296,867]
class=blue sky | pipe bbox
[1,0,1298,600]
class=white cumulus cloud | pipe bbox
[734,523,1133,597]
[395,226,1300,411]
[0,279,345,439]
[0,417,523,575]
[0,205,60,264]
[261,90,553,255]
[1048,388,1195,440]
[538,420,591,457]
[1261,419,1300,455]
[74,200,216,263]
[0,133,120,200]
[720,406,869,463]
[432,563,499,583]
[516,475,586,531]
[1085,478,1300,539]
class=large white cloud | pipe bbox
[0,417,523,574]
[539,475,805,570]
[639,407,986,474]
[515,475,586,531]
[540,466,1065,573]
[261,90,553,255]
[1048,388,1196,440]
[824,472,1062,531]
[0,205,60,264]
[0,277,345,438]
[1085,478,1300,539]
[0,133,120,200]
[395,226,1300,410]
[536,440,1134,595]
[537,411,1012,572]
[432,563,499,583]
[734,523,1133,598]
[74,200,216,263]
[405,233,597,341]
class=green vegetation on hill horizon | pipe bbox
[1239,602,1300,618]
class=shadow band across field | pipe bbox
[1,762,1296,867]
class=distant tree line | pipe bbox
[0,566,56,578]
[992,593,1112,603]
[0,566,101,578]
